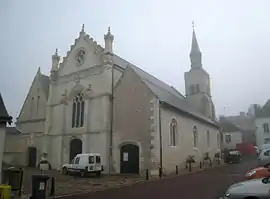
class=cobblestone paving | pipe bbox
[59,160,257,199]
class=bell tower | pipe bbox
[184,22,216,119]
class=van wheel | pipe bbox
[96,171,101,177]
[62,167,68,175]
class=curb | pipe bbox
[54,163,228,198]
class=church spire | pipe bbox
[189,21,202,69]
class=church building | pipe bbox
[4,25,220,175]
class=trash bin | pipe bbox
[0,185,11,199]
[31,174,50,199]
[2,167,23,196]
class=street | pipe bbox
[59,160,257,199]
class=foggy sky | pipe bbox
[1,0,270,121]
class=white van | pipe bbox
[61,153,103,177]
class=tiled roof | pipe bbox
[219,118,240,133]
[0,93,12,124]
[257,100,270,118]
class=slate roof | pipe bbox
[113,55,219,128]
[257,100,270,118]
[222,115,256,132]
[6,127,21,135]
[0,93,12,124]
[219,118,240,133]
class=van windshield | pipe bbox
[96,156,101,163]
[89,156,94,164]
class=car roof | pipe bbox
[76,153,100,157]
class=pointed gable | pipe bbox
[17,68,49,121]
[58,27,104,76]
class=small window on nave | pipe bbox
[72,92,85,128]
[170,119,177,146]
[193,125,198,148]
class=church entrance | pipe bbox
[120,144,139,174]
[69,139,82,162]
[28,147,37,167]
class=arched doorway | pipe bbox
[120,144,139,174]
[28,147,37,167]
[69,139,82,162]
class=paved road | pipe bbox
[61,160,257,199]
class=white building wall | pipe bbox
[255,117,270,146]
[222,131,243,149]
[160,107,220,174]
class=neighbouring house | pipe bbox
[6,25,221,175]
[219,112,256,145]
[255,100,270,146]
[0,93,12,183]
[219,119,243,150]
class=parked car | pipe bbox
[245,163,270,180]
[224,150,242,164]
[219,177,270,198]
[258,148,270,166]
[61,153,103,177]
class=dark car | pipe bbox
[224,150,242,164]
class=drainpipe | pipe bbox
[108,64,114,175]
[158,101,163,173]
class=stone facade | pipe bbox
[5,25,220,175]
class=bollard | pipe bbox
[188,163,191,172]
[199,162,202,169]
[50,177,55,196]
[159,167,162,178]
[146,169,149,180]
[176,165,178,175]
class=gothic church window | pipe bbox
[72,92,85,128]
[263,123,269,133]
[206,130,210,148]
[193,125,198,147]
[217,133,220,149]
[170,119,177,146]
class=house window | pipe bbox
[225,134,231,143]
[193,125,198,148]
[263,123,269,133]
[206,130,210,148]
[72,92,85,128]
[170,119,177,146]
[196,84,200,93]
[264,138,270,144]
